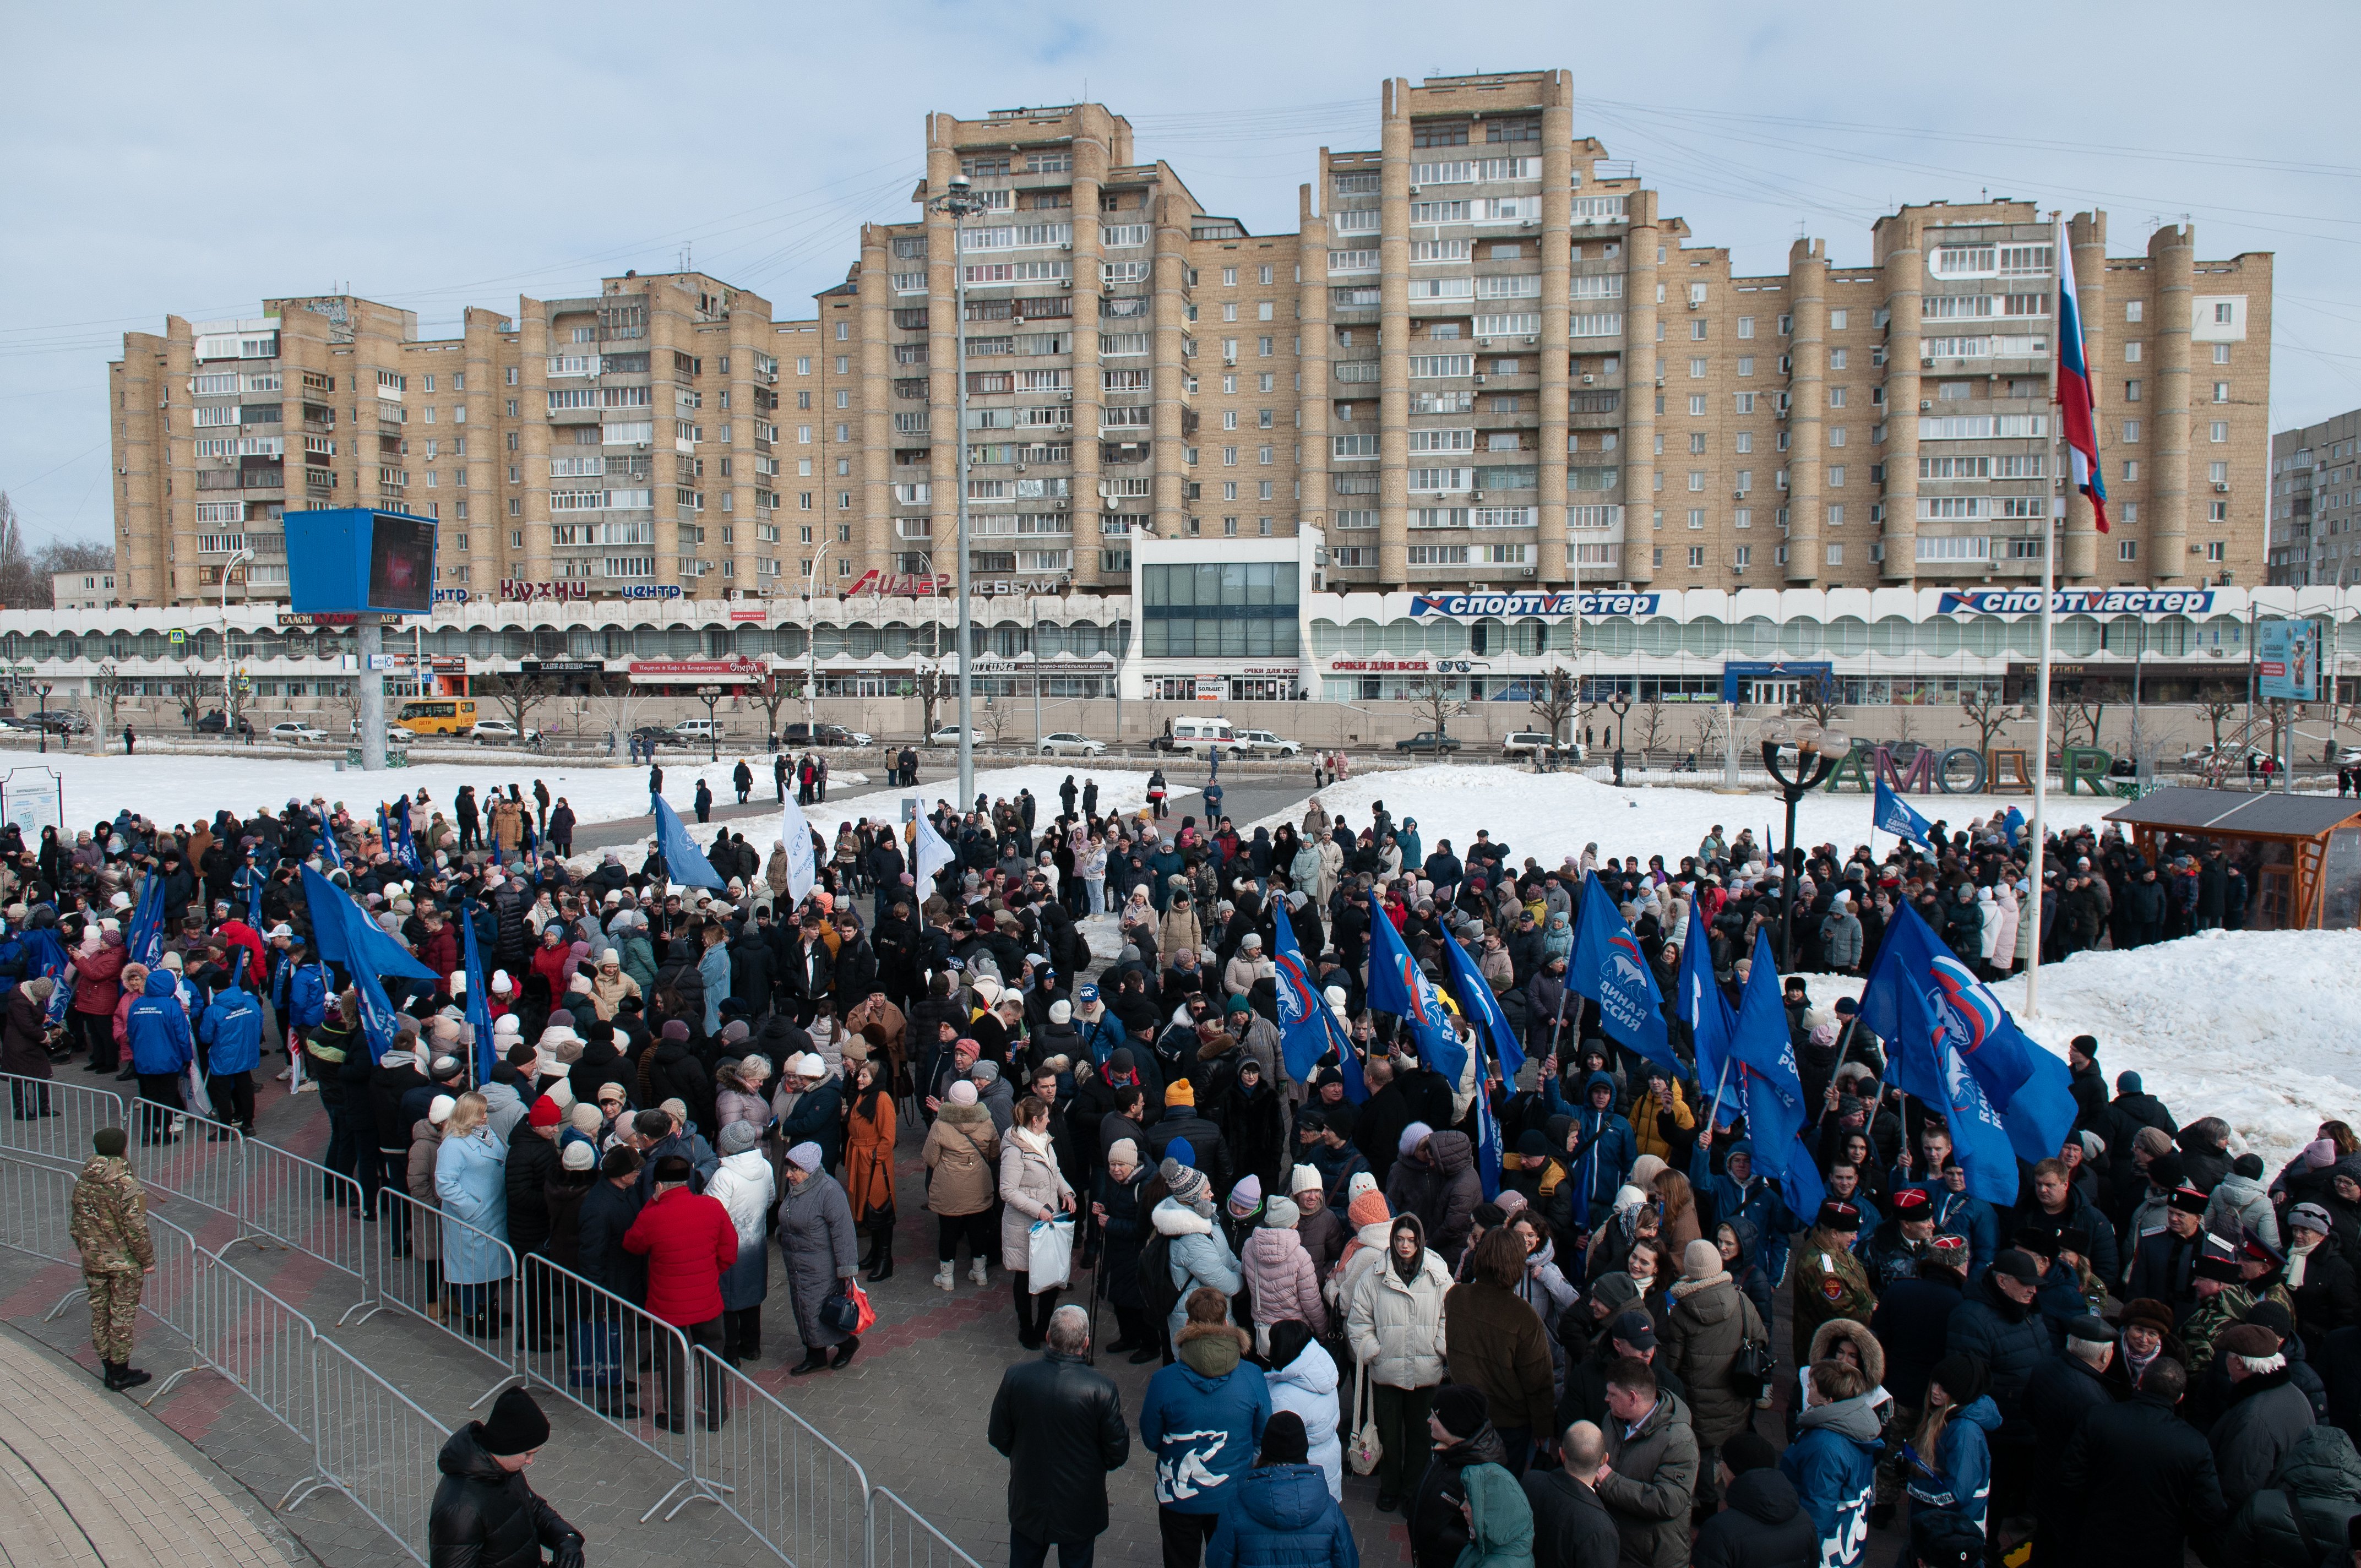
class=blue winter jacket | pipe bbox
[280,962,329,1031]
[1206,1462,1359,1568]
[1902,1393,1999,1531]
[123,970,193,1076]
[1139,1336,1272,1515]
[1688,1138,1796,1246]
[1921,1185,1999,1280]
[1547,1072,1635,1226]
[197,985,264,1076]
[1780,1393,1884,1567]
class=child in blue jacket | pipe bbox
[1899,1353,1998,1541]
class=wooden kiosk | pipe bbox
[2103,787,2361,931]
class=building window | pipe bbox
[1688,396,1707,416]
[1686,546,1705,567]
[2118,540,2137,562]
[2210,422,2229,443]
[2213,383,2230,403]
[2208,501,2228,522]
[2207,541,2226,561]
[2125,301,2143,322]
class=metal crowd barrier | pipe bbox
[366,1186,521,1408]
[238,1136,376,1321]
[291,1334,450,1564]
[869,1488,989,1568]
[133,1102,251,1239]
[514,1253,715,1521]
[695,1347,869,1567]
[157,1239,322,1440]
[0,1070,131,1167]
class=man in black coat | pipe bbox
[986,1305,1130,1566]
[1521,1420,1622,1568]
[429,1389,584,1568]
[2055,1358,2227,1564]
[2021,1316,2123,1562]
[1353,1054,1417,1190]
[1687,1429,1816,1568]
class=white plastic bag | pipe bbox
[1027,1213,1075,1292]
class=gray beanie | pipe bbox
[1161,1158,1211,1211]
[717,1121,763,1156]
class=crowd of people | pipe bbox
[1,766,2356,1568]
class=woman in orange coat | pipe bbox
[842,1057,899,1283]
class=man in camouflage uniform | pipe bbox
[2179,1235,2249,1377]
[1793,1200,1877,1362]
[68,1127,154,1392]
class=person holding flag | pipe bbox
[1873,777,1938,855]
[1566,873,1673,1079]
[1363,886,1466,1090]
[650,794,725,892]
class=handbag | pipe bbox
[1730,1336,1776,1400]
[820,1279,874,1336]
[859,1145,895,1229]
[1027,1212,1075,1292]
[1347,1359,1383,1477]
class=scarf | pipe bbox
[1013,1126,1053,1158]
[2288,1234,2319,1290]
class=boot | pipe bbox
[857,1235,880,1271]
[787,1348,828,1378]
[830,1336,859,1370]
[933,1263,955,1292]
[108,1360,150,1392]
[866,1234,893,1283]
[969,1257,988,1288]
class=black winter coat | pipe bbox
[428,1423,584,1568]
[503,1124,561,1257]
[1945,1270,2059,1441]
[490,884,531,970]
[646,1038,716,1135]
[574,1176,645,1302]
[984,1349,1131,1543]
[2211,1364,2320,1509]
[2022,1348,2120,1542]
[2057,1392,2230,1562]
[1520,1467,1623,1568]
[1689,1466,1818,1568]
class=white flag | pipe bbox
[914,812,956,890]
[778,796,818,907]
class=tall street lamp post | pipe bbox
[932,172,989,808]
[1759,715,1849,972]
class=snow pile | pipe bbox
[1,753,1188,835]
[1793,930,2361,1170]
[1245,763,2120,871]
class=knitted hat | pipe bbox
[1106,1137,1139,1167]
[93,1128,126,1158]
[718,1121,762,1156]
[1290,1163,1323,1195]
[568,1104,602,1136]
[428,1095,456,1125]
[1265,1195,1301,1230]
[1049,999,1071,1024]
[1162,1159,1211,1210]
[1683,1239,1723,1280]
[1228,1174,1264,1219]
[1259,1410,1309,1466]
[2305,1138,2339,1169]
[2289,1202,2335,1237]
[527,1096,562,1129]
[786,1142,823,1173]
[948,1081,978,1106]
[1167,1136,1196,1168]
[479,1387,551,1457]
[1346,1189,1391,1231]
[1397,1121,1433,1158]
[1346,1172,1378,1206]
[1432,1383,1489,1440]
[1165,1080,1195,1107]
[560,1141,596,1172]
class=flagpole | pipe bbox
[2026,213,2065,1019]
[1704,1054,1734,1131]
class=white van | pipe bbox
[671,717,726,742]
[1155,716,1235,757]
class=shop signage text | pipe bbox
[627,656,763,683]
[1939,589,2218,616]
[1409,591,1661,619]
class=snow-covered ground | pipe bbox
[1793,930,2361,1170]
[1,752,1189,834]
[1244,762,2121,870]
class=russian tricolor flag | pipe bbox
[2056,233,2110,533]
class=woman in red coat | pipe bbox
[69,928,128,1073]
[621,1155,737,1430]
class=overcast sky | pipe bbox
[5,1,2355,547]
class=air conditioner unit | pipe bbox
[1472,489,1485,501]
[1477,337,1492,348]
[1473,374,1487,385]
[1653,377,1666,388]
[1060,279,1073,290]
[1059,241,1072,250]
[1919,400,1933,412]
[1921,357,1936,368]
[1734,489,1749,500]
[1408,185,1421,195]
[1525,335,1538,345]
[1520,564,1537,575]
[1058,390,1073,401]
[1520,220,1536,230]
[1687,301,1699,311]
[1581,373,1595,384]
[1223,357,1236,367]
[2214,482,2230,493]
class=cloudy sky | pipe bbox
[4,1,2354,548]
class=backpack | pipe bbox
[1139,1228,1183,1322]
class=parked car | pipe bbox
[347,720,412,747]
[1501,731,1560,758]
[630,725,684,750]
[2179,742,2280,769]
[1395,731,1462,755]
[469,718,540,745]
[26,710,89,736]
[2335,745,2361,768]
[1152,717,1235,755]
[782,722,869,748]
[928,725,982,746]
[1231,728,1300,758]
[193,710,230,734]
[1038,732,1105,758]
[268,722,330,744]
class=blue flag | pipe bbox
[2001,807,2025,850]
[126,874,167,970]
[1323,1005,1369,1104]
[1568,874,1673,1074]
[1859,901,2076,1170]
[392,797,424,873]
[1675,905,1739,1126]
[299,867,417,1059]
[312,807,342,870]
[460,899,496,1086]
[1874,777,1936,851]
[1364,899,1467,1089]
[1268,901,1332,1086]
[1473,1078,1503,1202]
[1731,930,1826,1221]
[1439,929,1525,1081]
[651,794,725,890]
[23,927,70,1030]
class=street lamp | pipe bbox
[931,171,989,808]
[30,682,51,756]
[1608,689,1632,786]
[1759,715,1850,972]
[221,548,253,720]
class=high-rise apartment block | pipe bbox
[111,71,2271,610]
[2269,409,2361,586]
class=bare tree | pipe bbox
[1403,672,1468,761]
[2052,698,2107,753]
[1633,699,1670,761]
[1790,673,1842,730]
[1960,687,2016,753]
[0,497,112,609]
[1688,704,1729,761]
[1527,668,1581,747]
[476,672,555,736]
[979,694,1015,747]
[2201,698,2238,753]
[913,664,946,738]
[748,665,805,745]
[89,662,130,733]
